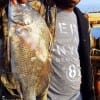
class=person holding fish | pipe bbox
[0,0,95,100]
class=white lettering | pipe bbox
[59,23,68,34]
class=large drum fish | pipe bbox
[7,2,52,100]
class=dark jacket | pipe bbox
[74,7,95,100]
[0,0,95,100]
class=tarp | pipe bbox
[90,27,100,39]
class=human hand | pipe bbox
[11,0,27,4]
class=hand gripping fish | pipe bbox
[7,1,53,100]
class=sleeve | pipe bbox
[75,9,96,99]
[79,19,95,100]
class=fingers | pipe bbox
[11,0,17,5]
[10,0,27,5]
[18,0,27,4]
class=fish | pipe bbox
[7,2,52,100]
